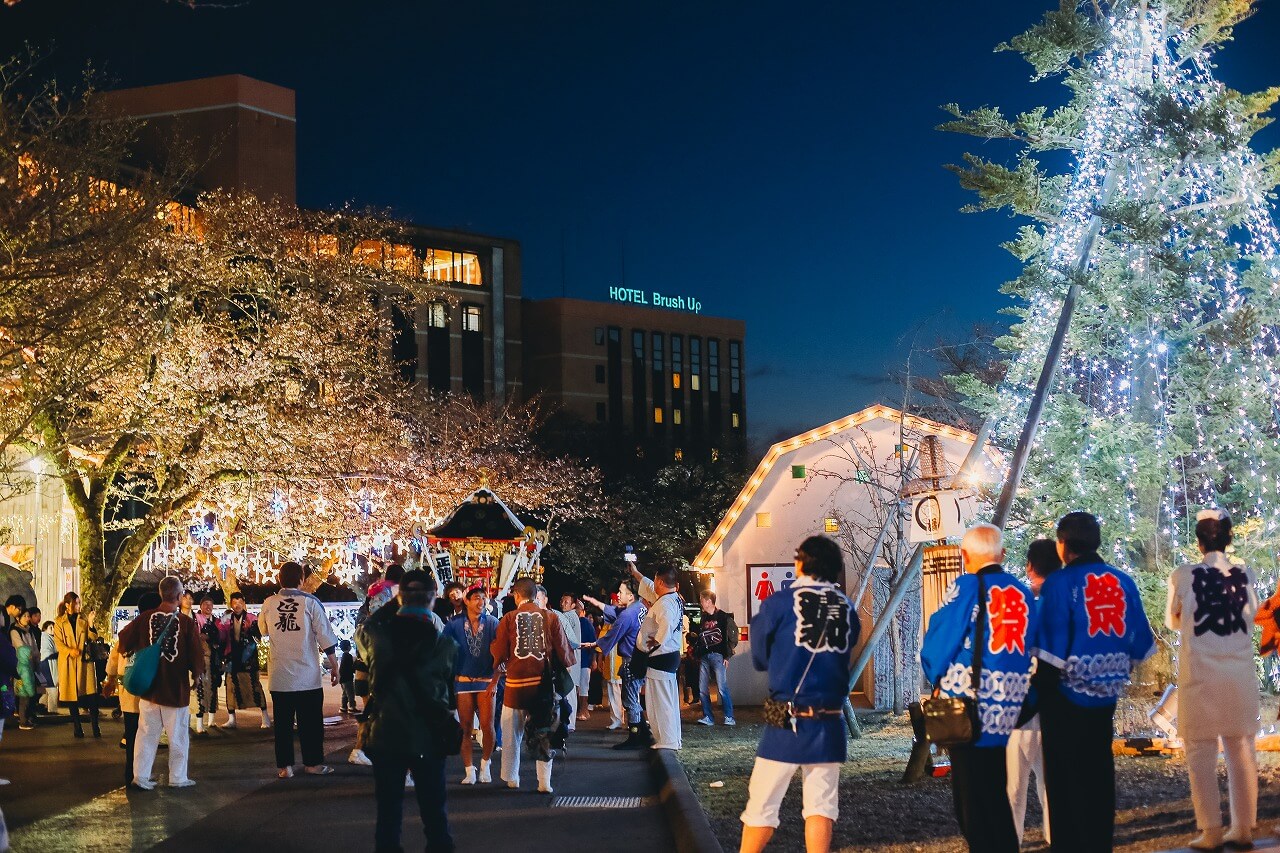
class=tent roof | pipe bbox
[427,488,527,541]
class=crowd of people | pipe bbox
[917,510,1267,853]
[4,508,1260,853]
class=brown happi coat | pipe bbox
[117,605,206,708]
[491,601,575,710]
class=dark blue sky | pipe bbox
[6,0,1279,440]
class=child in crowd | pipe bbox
[338,639,358,714]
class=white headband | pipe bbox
[1196,508,1229,523]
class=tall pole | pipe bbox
[991,168,1118,529]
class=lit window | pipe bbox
[824,517,839,533]
[732,413,740,429]
[674,447,684,462]
[673,409,682,425]
[654,407,664,424]
[463,305,482,332]
[691,375,700,391]
[672,373,681,389]
[424,248,482,285]
[710,447,719,462]
[427,302,448,329]
[756,512,772,528]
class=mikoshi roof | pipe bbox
[426,488,528,542]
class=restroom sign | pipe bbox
[747,563,796,621]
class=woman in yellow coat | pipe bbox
[53,592,101,738]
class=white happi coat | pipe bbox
[1166,551,1260,739]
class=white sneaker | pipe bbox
[479,759,492,783]
[348,749,372,766]
[169,779,197,788]
[724,717,737,726]
[696,717,714,726]
[405,772,415,789]
[461,766,477,785]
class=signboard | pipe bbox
[908,491,968,543]
[921,544,963,629]
[608,286,704,314]
[747,562,795,622]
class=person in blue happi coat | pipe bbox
[922,523,1035,853]
[1032,511,1155,852]
[740,536,859,853]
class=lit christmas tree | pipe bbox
[945,0,1280,613]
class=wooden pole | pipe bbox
[991,169,1118,529]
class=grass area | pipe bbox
[678,706,1280,852]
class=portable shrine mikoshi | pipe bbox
[424,487,545,594]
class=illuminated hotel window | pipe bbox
[691,375,700,391]
[462,304,482,332]
[673,409,682,425]
[427,302,449,328]
[755,512,772,528]
[732,413,740,429]
[424,248,482,285]
[654,407,664,424]
[674,447,684,462]
[672,373,681,389]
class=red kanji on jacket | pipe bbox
[987,584,1029,655]
[1084,572,1127,637]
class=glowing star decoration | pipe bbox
[1084,573,1127,638]
[987,585,1030,655]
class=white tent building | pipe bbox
[0,456,80,612]
[691,404,997,708]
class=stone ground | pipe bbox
[0,683,672,852]
[679,707,1280,852]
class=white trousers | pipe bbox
[1185,735,1257,831]
[499,705,527,785]
[740,757,840,827]
[134,699,192,786]
[645,671,681,750]
[1006,724,1050,844]
[564,671,579,728]
[608,680,623,727]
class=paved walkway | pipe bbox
[1,686,673,852]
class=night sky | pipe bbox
[4,0,1279,442]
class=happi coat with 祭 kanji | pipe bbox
[1166,551,1259,739]
[750,577,859,764]
[1032,556,1156,708]
[921,565,1036,747]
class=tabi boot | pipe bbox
[1189,827,1225,851]
[536,759,554,794]
[461,766,477,785]
[479,759,492,783]
[611,723,647,750]
[260,708,272,729]
[194,715,206,735]
[223,712,237,729]
[1224,825,1254,850]
[203,712,214,730]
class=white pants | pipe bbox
[134,699,192,786]
[579,666,591,699]
[608,680,623,727]
[645,671,681,750]
[1006,723,1050,844]
[564,674,579,729]
[1185,735,1257,831]
[740,757,840,828]
[499,705,527,785]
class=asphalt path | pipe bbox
[0,684,673,852]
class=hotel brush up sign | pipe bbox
[608,286,704,314]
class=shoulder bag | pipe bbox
[123,612,180,697]
[921,576,987,748]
